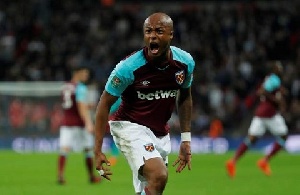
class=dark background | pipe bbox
[0,0,299,138]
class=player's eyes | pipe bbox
[156,30,164,34]
[144,29,164,35]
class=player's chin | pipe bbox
[148,50,161,58]
[150,47,169,57]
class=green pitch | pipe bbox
[0,150,299,195]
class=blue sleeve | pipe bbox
[105,51,146,96]
[109,97,121,114]
[263,74,281,92]
[75,83,88,102]
[171,46,195,88]
[105,63,134,97]
[181,59,195,88]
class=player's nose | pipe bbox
[149,31,157,39]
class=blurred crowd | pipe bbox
[0,0,299,136]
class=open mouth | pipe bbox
[149,42,160,55]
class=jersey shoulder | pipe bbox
[171,46,195,72]
[263,73,281,92]
[75,82,88,94]
[268,74,281,83]
[76,82,87,89]
[114,49,147,78]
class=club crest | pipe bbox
[111,76,122,88]
[175,70,185,85]
[141,80,150,86]
[144,143,155,152]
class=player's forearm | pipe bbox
[178,99,192,133]
[278,94,287,113]
[177,88,192,133]
[94,103,110,153]
[77,103,93,125]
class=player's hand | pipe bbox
[95,151,112,181]
[172,141,192,173]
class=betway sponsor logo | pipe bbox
[137,90,178,100]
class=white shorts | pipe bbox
[248,114,288,136]
[109,121,171,193]
[59,126,94,151]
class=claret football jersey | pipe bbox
[255,73,282,118]
[61,82,88,127]
[105,46,195,136]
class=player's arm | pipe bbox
[76,84,94,133]
[173,87,192,172]
[172,53,194,173]
[77,101,94,132]
[94,59,132,180]
[177,87,192,135]
[277,86,288,113]
[94,90,118,180]
[94,91,118,153]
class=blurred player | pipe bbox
[94,12,195,195]
[57,66,100,184]
[226,61,288,178]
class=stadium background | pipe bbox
[0,0,299,154]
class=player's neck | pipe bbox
[150,49,171,67]
[71,77,80,84]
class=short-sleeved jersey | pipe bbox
[255,74,281,118]
[61,82,88,127]
[105,46,195,136]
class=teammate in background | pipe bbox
[226,61,288,178]
[94,12,195,195]
[57,66,100,184]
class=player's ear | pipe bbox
[170,30,173,40]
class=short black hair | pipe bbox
[72,65,90,73]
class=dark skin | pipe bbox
[143,13,173,63]
[94,13,192,192]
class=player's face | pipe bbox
[274,63,283,77]
[79,69,90,83]
[143,16,173,59]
